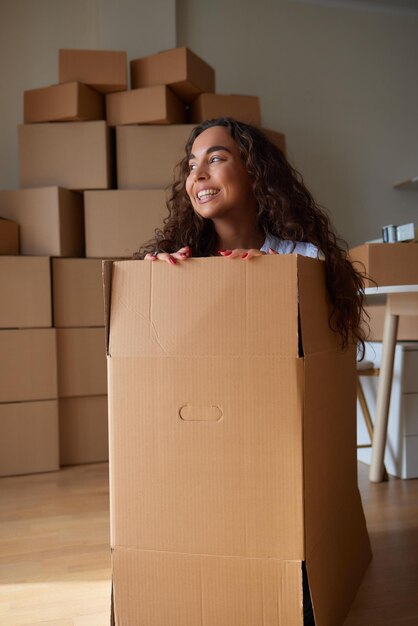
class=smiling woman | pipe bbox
[134,117,367,356]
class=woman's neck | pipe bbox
[214,219,265,252]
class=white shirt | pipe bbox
[260,232,322,259]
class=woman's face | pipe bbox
[185,126,256,221]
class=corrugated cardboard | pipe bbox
[106,85,186,126]
[19,121,111,191]
[0,256,51,328]
[52,258,104,327]
[0,187,84,256]
[130,47,215,103]
[104,255,372,626]
[56,327,107,398]
[364,302,418,341]
[190,93,262,126]
[84,189,166,258]
[0,218,19,255]
[0,329,57,403]
[59,395,108,465]
[24,81,105,123]
[59,49,127,94]
[262,127,287,156]
[349,242,418,287]
[116,124,195,189]
[0,400,59,477]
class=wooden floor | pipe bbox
[0,462,417,626]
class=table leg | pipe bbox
[369,310,399,483]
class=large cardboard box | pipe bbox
[116,124,194,189]
[56,327,107,398]
[0,400,59,477]
[0,329,57,403]
[104,255,372,626]
[19,121,111,191]
[59,49,127,94]
[24,81,105,123]
[130,47,215,103]
[59,395,108,465]
[0,187,84,256]
[106,86,186,126]
[0,218,19,255]
[349,242,418,287]
[52,258,104,327]
[84,190,166,258]
[190,93,262,126]
[0,256,51,328]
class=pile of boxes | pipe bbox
[0,46,287,477]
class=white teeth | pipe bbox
[197,188,219,199]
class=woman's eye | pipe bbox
[210,156,222,163]
[189,163,196,171]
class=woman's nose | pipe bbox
[194,163,209,180]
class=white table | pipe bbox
[365,285,418,482]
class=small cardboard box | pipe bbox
[56,327,107,398]
[116,124,194,189]
[349,242,418,287]
[59,49,127,94]
[106,85,186,126]
[0,256,51,328]
[130,47,215,103]
[84,189,166,258]
[52,258,104,327]
[0,400,59,477]
[262,127,287,156]
[19,121,111,191]
[59,395,108,465]
[24,81,105,123]
[190,93,262,126]
[364,303,418,341]
[103,255,372,626]
[0,218,19,255]
[0,329,57,403]
[0,187,84,256]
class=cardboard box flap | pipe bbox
[102,260,113,356]
[107,256,301,357]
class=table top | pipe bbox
[365,285,418,295]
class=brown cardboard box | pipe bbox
[24,81,105,123]
[349,242,418,287]
[52,258,104,327]
[106,86,186,126]
[56,327,107,398]
[190,93,262,126]
[0,218,19,255]
[0,187,84,256]
[130,47,215,103]
[104,255,372,626]
[0,329,57,403]
[84,190,166,258]
[19,121,111,191]
[262,127,287,156]
[59,395,108,465]
[0,256,51,328]
[116,124,194,189]
[0,400,59,477]
[364,302,418,341]
[59,49,127,94]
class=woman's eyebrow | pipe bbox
[188,145,232,160]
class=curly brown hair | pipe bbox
[135,117,368,354]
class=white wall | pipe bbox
[0,0,176,190]
[177,0,418,246]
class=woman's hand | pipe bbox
[218,248,278,259]
[145,246,192,265]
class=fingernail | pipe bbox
[217,250,225,254]
[169,257,177,265]
[222,250,232,256]
[242,253,248,259]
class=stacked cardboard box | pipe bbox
[0,256,59,477]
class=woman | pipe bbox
[135,117,366,356]
[135,118,367,625]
